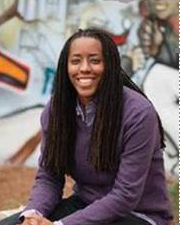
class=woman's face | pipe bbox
[68,37,104,106]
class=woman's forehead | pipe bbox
[69,37,103,55]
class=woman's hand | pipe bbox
[20,215,53,225]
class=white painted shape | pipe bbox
[143,63,178,175]
[0,108,43,163]
[25,144,41,167]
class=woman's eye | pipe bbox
[90,58,100,64]
[71,59,80,64]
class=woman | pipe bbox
[0,28,172,225]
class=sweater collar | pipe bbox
[76,98,97,126]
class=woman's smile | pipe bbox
[76,77,96,87]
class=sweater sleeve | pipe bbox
[61,105,161,225]
[24,101,65,217]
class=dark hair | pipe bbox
[41,28,165,176]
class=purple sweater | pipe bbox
[25,87,173,225]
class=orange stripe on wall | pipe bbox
[0,55,28,83]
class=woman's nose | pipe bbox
[80,60,91,72]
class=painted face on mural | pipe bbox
[68,37,104,106]
[152,0,179,20]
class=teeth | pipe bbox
[77,78,94,86]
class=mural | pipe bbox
[0,0,178,176]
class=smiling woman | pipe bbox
[0,28,173,225]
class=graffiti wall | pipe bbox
[0,0,178,175]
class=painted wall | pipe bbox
[0,0,178,176]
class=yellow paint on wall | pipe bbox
[0,18,23,49]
